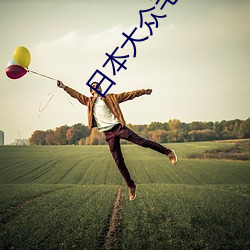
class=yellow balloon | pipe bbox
[13,46,31,68]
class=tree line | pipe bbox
[29,118,250,145]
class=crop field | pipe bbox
[0,141,249,249]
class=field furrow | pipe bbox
[119,184,250,250]
[0,185,119,249]
[0,142,249,249]
[0,185,75,224]
[103,186,123,250]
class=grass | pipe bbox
[120,184,250,250]
[0,141,249,249]
[186,140,250,161]
[0,184,118,249]
[0,145,121,185]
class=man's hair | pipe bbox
[89,82,99,93]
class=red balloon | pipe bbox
[6,65,27,79]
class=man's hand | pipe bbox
[57,80,65,89]
[145,89,153,95]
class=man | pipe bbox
[57,81,177,201]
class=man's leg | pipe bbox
[118,125,177,165]
[119,126,171,154]
[104,131,135,187]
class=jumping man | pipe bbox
[57,81,177,201]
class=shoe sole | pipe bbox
[171,150,178,165]
[129,186,137,201]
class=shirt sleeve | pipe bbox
[64,86,89,106]
[116,89,146,103]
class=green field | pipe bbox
[0,141,249,249]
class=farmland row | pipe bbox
[1,183,249,249]
[0,184,120,249]
[0,144,250,186]
[0,142,249,249]
[119,184,250,249]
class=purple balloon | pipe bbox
[6,65,27,79]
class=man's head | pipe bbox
[90,82,102,96]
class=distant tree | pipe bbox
[66,127,75,144]
[181,122,189,142]
[78,138,86,145]
[213,122,221,139]
[150,130,168,143]
[87,128,106,145]
[218,120,241,140]
[54,125,69,145]
[29,130,46,145]
[201,129,216,140]
[140,126,151,140]
[134,124,148,133]
[126,123,135,132]
[126,124,150,140]
[45,129,57,145]
[233,119,243,138]
[168,119,182,131]
[167,119,184,142]
[188,129,216,141]
[239,118,250,138]
[29,118,250,145]
[66,123,89,145]
[189,121,204,131]
[147,121,168,131]
[75,123,90,142]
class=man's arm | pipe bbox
[116,89,153,103]
[57,80,89,106]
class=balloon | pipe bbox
[7,58,17,67]
[13,46,31,68]
[6,65,27,79]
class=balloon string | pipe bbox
[37,90,76,117]
[38,88,58,118]
[28,69,58,81]
[67,99,75,106]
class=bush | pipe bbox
[186,140,250,161]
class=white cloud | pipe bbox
[32,22,147,60]
[58,31,78,44]
[33,31,83,54]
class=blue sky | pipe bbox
[0,0,249,144]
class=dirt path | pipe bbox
[103,186,123,250]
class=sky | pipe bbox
[0,0,249,144]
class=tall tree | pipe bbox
[29,130,46,145]
[150,130,168,143]
[55,125,69,145]
[239,118,250,138]
[45,129,57,145]
[86,128,106,145]
[167,119,184,142]
[147,121,167,131]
